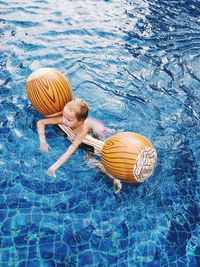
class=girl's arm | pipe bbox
[47,143,77,177]
[37,116,63,152]
[47,131,87,177]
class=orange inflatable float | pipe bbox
[26,68,73,117]
[101,132,157,183]
[27,68,157,184]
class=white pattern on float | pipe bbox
[134,147,157,182]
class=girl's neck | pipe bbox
[72,120,84,131]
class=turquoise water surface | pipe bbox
[0,0,199,266]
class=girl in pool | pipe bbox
[37,98,122,194]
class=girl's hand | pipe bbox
[40,141,50,152]
[47,167,56,178]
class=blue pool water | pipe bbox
[0,0,200,266]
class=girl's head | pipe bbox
[62,98,89,128]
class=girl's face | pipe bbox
[62,106,81,129]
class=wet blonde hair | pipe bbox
[65,98,89,121]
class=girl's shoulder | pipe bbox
[84,118,94,131]
[87,118,107,139]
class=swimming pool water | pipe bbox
[0,0,200,266]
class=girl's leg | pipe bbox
[87,155,122,194]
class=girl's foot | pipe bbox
[113,179,122,195]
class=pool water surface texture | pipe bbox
[0,0,200,266]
